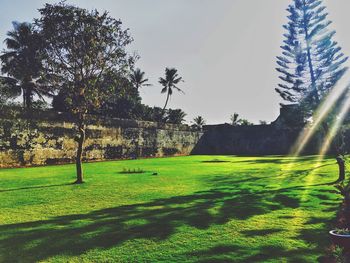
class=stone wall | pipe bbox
[191,124,317,155]
[190,105,350,156]
[2,105,349,168]
[0,107,203,168]
[191,122,350,156]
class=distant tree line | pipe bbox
[0,2,209,183]
[0,3,188,126]
[230,113,254,126]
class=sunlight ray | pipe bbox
[319,91,350,156]
[290,78,350,158]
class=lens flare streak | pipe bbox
[290,79,350,157]
[319,93,350,156]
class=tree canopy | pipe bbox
[36,2,135,116]
[36,2,135,183]
[0,22,47,108]
[159,68,184,112]
[276,0,348,109]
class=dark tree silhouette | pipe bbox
[159,68,184,112]
[0,22,48,108]
[130,68,151,90]
[192,116,206,131]
[166,109,187,124]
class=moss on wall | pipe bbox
[0,107,203,168]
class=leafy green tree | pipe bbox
[100,75,142,119]
[53,74,144,120]
[130,68,151,90]
[152,106,166,122]
[230,113,253,126]
[166,109,187,124]
[240,119,253,126]
[159,68,184,112]
[0,22,48,108]
[191,116,206,131]
[136,104,154,121]
[37,2,134,183]
[135,105,165,122]
[0,78,20,106]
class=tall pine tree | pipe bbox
[276,0,348,107]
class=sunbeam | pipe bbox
[319,90,350,156]
[290,78,350,157]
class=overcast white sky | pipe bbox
[1,0,350,124]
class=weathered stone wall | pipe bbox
[0,107,203,168]
[191,104,350,156]
[2,105,348,168]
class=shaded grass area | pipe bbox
[0,155,342,262]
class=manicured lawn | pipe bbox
[0,155,342,262]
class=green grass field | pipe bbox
[0,155,342,262]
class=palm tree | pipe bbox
[0,22,47,108]
[159,67,184,112]
[130,68,151,90]
[167,109,187,124]
[192,116,206,131]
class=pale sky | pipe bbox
[1,0,350,124]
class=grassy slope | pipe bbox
[0,156,342,262]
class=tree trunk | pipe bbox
[302,1,319,104]
[25,87,32,109]
[23,90,26,108]
[161,91,171,122]
[322,122,346,183]
[336,155,345,183]
[75,118,85,184]
[162,91,170,113]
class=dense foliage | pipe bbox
[230,113,253,126]
[130,68,151,90]
[0,22,49,108]
[192,116,206,131]
[36,2,136,183]
[0,6,188,126]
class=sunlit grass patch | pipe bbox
[0,155,342,262]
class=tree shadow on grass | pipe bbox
[242,245,318,263]
[0,170,339,262]
[187,244,244,263]
[186,244,318,263]
[184,219,335,262]
[0,189,321,261]
[207,160,335,188]
[0,183,74,193]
